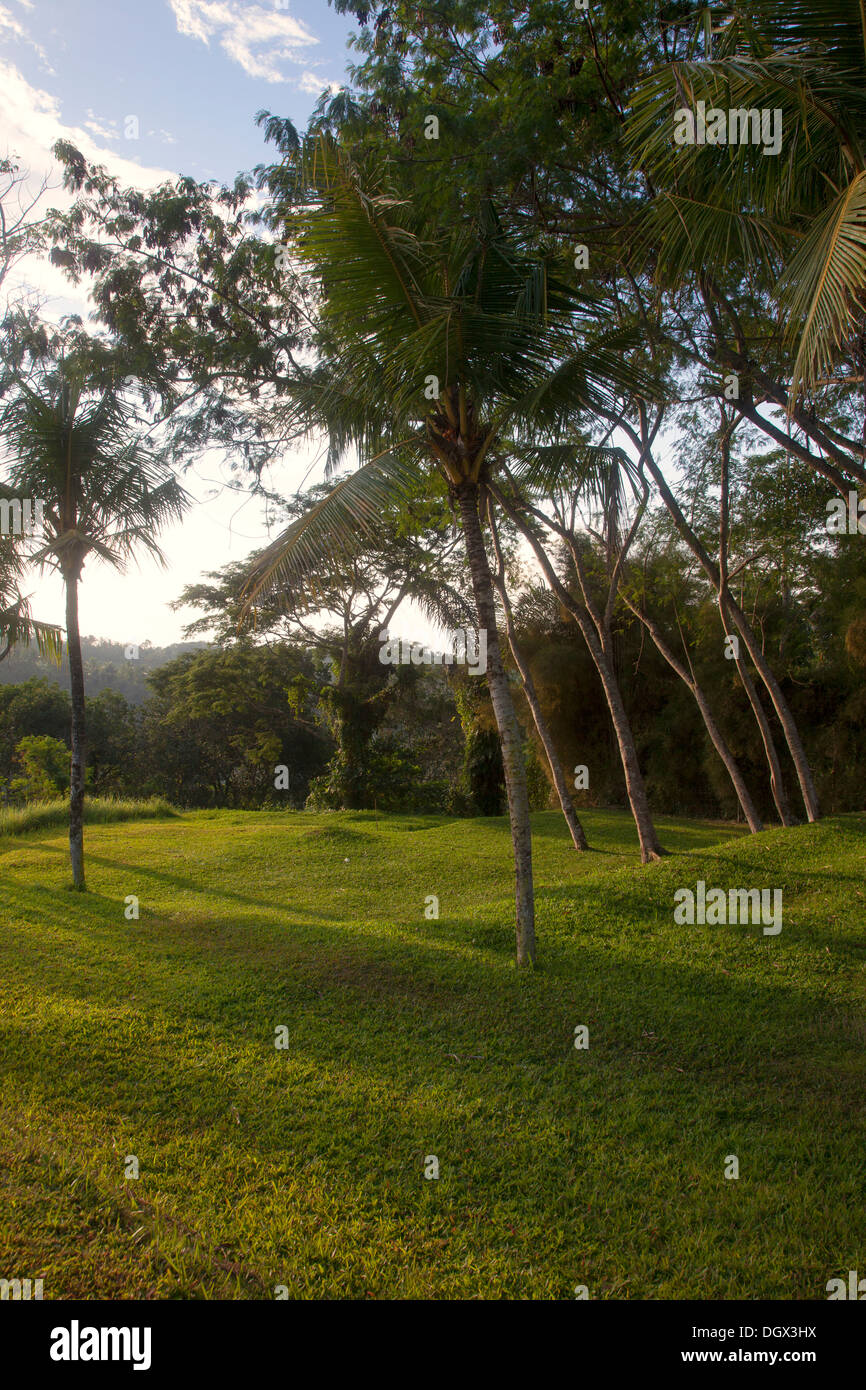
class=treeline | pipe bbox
[514,530,866,823]
[0,637,207,702]
[4,501,863,819]
[0,647,464,812]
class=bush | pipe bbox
[307,735,423,812]
[7,734,69,805]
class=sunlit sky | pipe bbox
[0,0,401,647]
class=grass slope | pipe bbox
[0,806,864,1300]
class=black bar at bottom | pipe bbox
[1,1298,855,1377]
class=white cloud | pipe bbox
[0,61,176,189]
[168,0,318,83]
[297,70,341,97]
[0,2,54,71]
[0,3,25,37]
[0,60,177,313]
[83,108,119,141]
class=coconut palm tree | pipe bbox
[628,0,866,405]
[242,136,649,965]
[0,363,189,888]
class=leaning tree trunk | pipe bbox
[724,594,819,822]
[492,487,665,863]
[582,618,666,862]
[620,593,763,833]
[455,484,536,965]
[641,447,819,822]
[498,583,589,852]
[65,572,87,890]
[560,532,665,862]
[718,593,795,827]
[487,500,588,851]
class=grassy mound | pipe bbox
[0,807,863,1299]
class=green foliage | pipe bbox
[523,737,553,813]
[451,675,505,816]
[0,319,190,585]
[85,689,139,797]
[306,734,423,812]
[8,734,69,804]
[627,0,866,400]
[143,644,329,809]
[0,678,70,786]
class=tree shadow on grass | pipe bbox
[3,925,864,1295]
[2,840,348,924]
[3,865,866,1298]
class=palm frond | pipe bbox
[241,446,428,608]
[781,168,866,400]
[0,597,62,662]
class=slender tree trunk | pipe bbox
[584,619,666,861]
[620,593,764,833]
[492,487,665,862]
[455,485,536,965]
[486,497,588,850]
[505,619,590,852]
[717,593,795,826]
[65,572,86,890]
[640,445,820,822]
[718,413,804,828]
[723,594,819,821]
[562,534,665,860]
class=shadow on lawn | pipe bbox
[3,845,866,1298]
[4,839,348,925]
[2,860,860,1074]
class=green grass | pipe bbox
[0,804,864,1300]
[0,795,177,839]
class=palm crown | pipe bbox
[0,370,189,581]
[627,0,866,403]
[244,134,648,599]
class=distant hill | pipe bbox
[0,638,209,703]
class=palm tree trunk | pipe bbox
[65,572,86,890]
[620,593,763,833]
[455,484,536,965]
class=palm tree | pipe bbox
[242,136,647,965]
[0,535,61,661]
[628,0,866,404]
[0,364,189,888]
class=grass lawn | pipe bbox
[1,805,864,1299]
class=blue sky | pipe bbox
[0,0,385,649]
[3,0,355,180]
